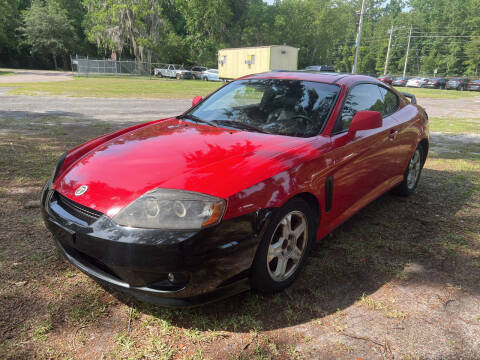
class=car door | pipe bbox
[377,86,413,176]
[325,83,400,228]
[168,65,175,77]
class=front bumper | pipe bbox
[467,86,480,91]
[41,184,271,307]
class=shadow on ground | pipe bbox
[0,114,479,359]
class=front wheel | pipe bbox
[393,144,424,197]
[250,198,315,294]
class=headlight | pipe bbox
[112,189,226,230]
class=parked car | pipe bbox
[154,64,194,79]
[304,65,335,72]
[392,77,409,87]
[201,69,221,81]
[42,72,428,306]
[446,78,469,91]
[423,78,446,89]
[378,75,394,85]
[467,79,480,91]
[406,77,427,88]
[190,66,207,80]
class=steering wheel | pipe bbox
[289,114,314,126]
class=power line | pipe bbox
[412,35,480,38]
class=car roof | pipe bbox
[239,71,384,86]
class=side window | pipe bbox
[377,86,399,116]
[336,84,384,132]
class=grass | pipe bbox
[0,101,479,358]
[429,117,480,134]
[0,76,222,99]
[0,71,14,76]
[1,74,479,100]
[393,86,480,99]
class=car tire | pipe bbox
[250,198,316,294]
[393,144,424,197]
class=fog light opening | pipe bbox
[167,272,188,285]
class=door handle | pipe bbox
[389,129,398,141]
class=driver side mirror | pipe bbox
[192,96,203,107]
[348,111,382,136]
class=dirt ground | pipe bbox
[420,97,480,119]
[0,69,74,84]
[1,90,480,124]
[0,92,479,359]
[0,91,191,122]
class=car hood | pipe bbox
[54,118,317,217]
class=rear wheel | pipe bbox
[250,198,315,294]
[393,144,424,197]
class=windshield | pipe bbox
[187,79,339,137]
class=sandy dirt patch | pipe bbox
[0,69,74,83]
[419,97,480,119]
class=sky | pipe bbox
[264,0,275,4]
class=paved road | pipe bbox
[0,92,191,123]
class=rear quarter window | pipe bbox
[378,86,399,116]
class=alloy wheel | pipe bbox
[267,211,308,282]
[407,149,421,190]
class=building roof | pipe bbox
[219,45,299,51]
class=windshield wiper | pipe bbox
[211,120,269,134]
[178,114,216,127]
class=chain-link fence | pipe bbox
[71,55,166,76]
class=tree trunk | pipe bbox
[52,53,58,70]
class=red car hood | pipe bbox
[54,118,318,217]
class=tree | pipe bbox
[175,0,233,65]
[83,0,173,64]
[464,38,480,76]
[21,0,77,69]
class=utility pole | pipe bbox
[403,25,413,78]
[384,25,394,75]
[352,0,366,74]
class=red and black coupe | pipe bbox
[42,72,429,306]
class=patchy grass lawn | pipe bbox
[1,75,479,100]
[394,86,480,99]
[429,117,480,134]
[0,76,222,99]
[0,113,479,359]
